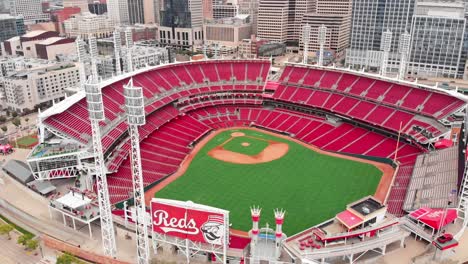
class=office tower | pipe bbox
[9,0,50,25]
[346,0,414,71]
[159,0,204,48]
[408,0,466,78]
[107,0,130,24]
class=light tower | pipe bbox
[380,30,393,77]
[84,78,117,257]
[88,35,99,79]
[398,32,411,80]
[302,24,311,65]
[317,24,327,67]
[249,206,261,257]
[124,78,149,264]
[125,28,134,72]
[75,37,87,85]
[113,30,122,76]
[274,209,285,259]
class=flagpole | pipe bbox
[394,121,403,162]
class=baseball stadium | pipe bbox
[24,59,468,263]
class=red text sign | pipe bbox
[151,200,226,245]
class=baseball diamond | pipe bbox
[150,128,392,235]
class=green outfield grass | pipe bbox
[155,129,382,235]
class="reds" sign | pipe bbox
[151,199,228,245]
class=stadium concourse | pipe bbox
[25,59,468,262]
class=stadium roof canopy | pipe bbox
[2,159,34,184]
[27,180,56,195]
[409,207,457,230]
[336,209,363,229]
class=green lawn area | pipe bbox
[155,129,382,235]
[0,214,34,236]
[16,135,38,148]
[223,136,269,156]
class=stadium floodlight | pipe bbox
[318,25,327,67]
[302,24,311,65]
[124,78,149,264]
[84,77,117,258]
[380,30,393,77]
[398,32,411,80]
[113,30,122,76]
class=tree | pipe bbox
[56,252,84,264]
[25,117,29,124]
[25,239,39,251]
[11,111,18,118]
[0,116,6,123]
[1,126,7,133]
[0,224,14,240]
[12,118,21,128]
[17,233,33,246]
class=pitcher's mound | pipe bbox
[241,142,250,147]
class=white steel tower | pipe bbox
[89,35,99,79]
[249,206,261,257]
[124,78,150,264]
[125,28,134,72]
[380,30,392,77]
[75,36,87,85]
[84,78,117,257]
[398,31,411,80]
[318,24,327,67]
[274,209,285,259]
[302,24,311,64]
[114,30,122,76]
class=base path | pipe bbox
[144,127,395,234]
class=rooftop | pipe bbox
[349,197,384,216]
[37,37,71,45]
[22,30,47,38]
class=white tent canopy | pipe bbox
[55,191,91,209]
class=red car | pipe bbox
[437,233,453,243]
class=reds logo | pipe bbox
[152,210,199,235]
[201,215,225,245]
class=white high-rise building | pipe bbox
[64,13,116,39]
[107,0,130,25]
[238,0,258,34]
[0,61,81,113]
[407,0,466,78]
[9,0,49,25]
[256,0,289,43]
[63,0,90,13]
